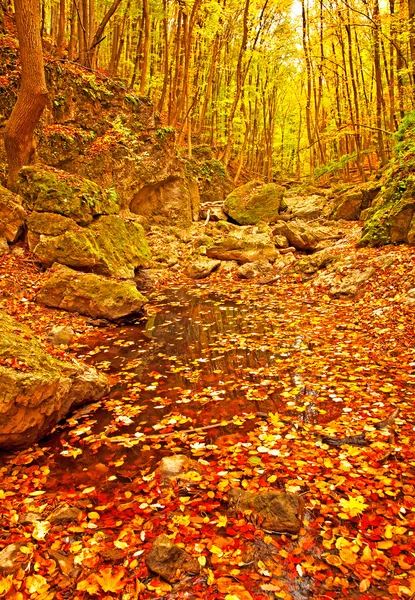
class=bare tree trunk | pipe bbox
[373,0,386,165]
[4,0,48,190]
[140,0,150,94]
[56,0,66,57]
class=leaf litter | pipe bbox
[0,237,415,599]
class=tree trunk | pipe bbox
[4,0,48,190]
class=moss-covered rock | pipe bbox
[0,185,26,242]
[31,215,151,278]
[223,181,285,225]
[36,265,147,319]
[18,165,119,225]
[0,311,109,449]
[26,211,77,236]
[358,177,415,247]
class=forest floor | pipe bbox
[0,219,415,600]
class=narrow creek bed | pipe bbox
[1,279,415,600]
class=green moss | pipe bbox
[18,166,119,225]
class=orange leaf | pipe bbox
[95,566,126,593]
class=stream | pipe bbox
[35,284,343,489]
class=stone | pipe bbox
[272,221,321,250]
[274,235,289,249]
[146,534,199,582]
[207,230,279,264]
[228,489,303,534]
[185,257,220,279]
[0,311,109,449]
[18,165,119,226]
[0,543,30,575]
[49,505,82,524]
[32,215,151,278]
[37,265,148,320]
[285,194,329,220]
[293,250,338,275]
[329,268,375,297]
[0,237,9,255]
[331,191,363,220]
[0,184,27,242]
[223,181,285,225]
[130,176,200,226]
[200,204,228,222]
[26,211,77,236]
[237,260,273,279]
[47,325,75,346]
[158,455,201,480]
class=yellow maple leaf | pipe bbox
[339,495,368,517]
[95,566,126,593]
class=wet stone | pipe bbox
[146,534,199,582]
[49,505,82,524]
[228,489,303,534]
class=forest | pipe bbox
[0,0,415,599]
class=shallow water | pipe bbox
[30,286,344,490]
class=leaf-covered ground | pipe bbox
[0,225,415,600]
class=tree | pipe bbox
[4,0,48,191]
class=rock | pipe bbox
[223,181,285,225]
[19,512,42,525]
[130,176,200,226]
[228,489,303,534]
[293,250,338,275]
[285,194,329,220]
[49,505,82,524]
[0,311,109,449]
[146,534,199,582]
[274,235,289,249]
[26,212,77,236]
[0,237,9,255]
[358,178,415,247]
[18,165,119,226]
[218,260,239,274]
[331,191,363,220]
[200,204,228,222]
[47,326,75,346]
[237,260,273,279]
[0,543,30,575]
[329,268,375,296]
[185,257,220,279]
[37,265,148,320]
[207,230,278,264]
[158,455,201,480]
[272,221,321,251]
[0,185,27,242]
[373,253,396,269]
[32,215,151,278]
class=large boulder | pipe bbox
[223,181,285,225]
[18,165,119,225]
[285,194,330,220]
[331,182,380,221]
[130,176,200,226]
[272,221,321,251]
[0,185,27,242]
[359,178,415,247]
[30,215,151,278]
[207,229,279,263]
[36,265,148,320]
[0,311,109,449]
